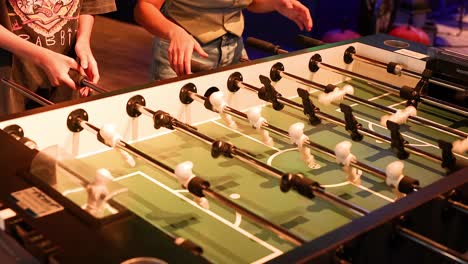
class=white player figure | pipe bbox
[175,161,209,209]
[393,64,404,76]
[85,168,114,217]
[380,106,417,127]
[452,136,468,155]
[334,141,362,185]
[318,84,354,105]
[288,123,319,169]
[99,123,136,167]
[208,91,237,129]
[246,107,274,147]
[385,161,406,199]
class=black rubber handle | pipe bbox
[68,69,87,88]
[296,34,325,47]
[68,69,110,93]
[246,37,287,54]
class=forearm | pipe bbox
[248,0,312,31]
[0,26,48,65]
[1,25,80,88]
[247,0,277,13]
[76,14,95,47]
[134,0,184,40]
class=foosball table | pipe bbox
[0,35,466,264]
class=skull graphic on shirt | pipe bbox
[9,0,79,36]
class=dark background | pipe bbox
[106,0,465,55]
[106,1,361,48]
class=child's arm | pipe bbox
[0,26,79,90]
[76,14,98,84]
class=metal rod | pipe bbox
[350,53,466,92]
[148,96,370,216]
[314,188,369,216]
[186,90,250,121]
[305,139,388,180]
[203,189,305,246]
[224,106,250,120]
[81,79,110,94]
[190,93,206,103]
[0,79,304,248]
[81,113,305,247]
[278,70,468,139]
[428,78,467,93]
[240,82,407,180]
[245,37,289,55]
[232,148,284,179]
[136,104,156,119]
[398,226,468,264]
[239,82,306,112]
[137,101,287,179]
[1,78,53,106]
[132,105,313,244]
[320,61,401,92]
[174,121,284,177]
[186,92,380,215]
[5,125,202,252]
[118,142,175,173]
[314,60,468,116]
[239,82,262,94]
[174,124,214,145]
[1,77,108,106]
[239,80,443,165]
[78,118,176,174]
[67,69,110,94]
[70,119,204,245]
[447,199,468,215]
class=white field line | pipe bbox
[215,124,394,201]
[65,171,283,256]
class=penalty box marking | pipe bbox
[62,170,283,259]
[212,120,396,203]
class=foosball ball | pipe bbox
[0,35,467,264]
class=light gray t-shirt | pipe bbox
[165,0,253,43]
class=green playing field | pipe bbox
[53,79,467,264]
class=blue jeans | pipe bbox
[151,34,247,80]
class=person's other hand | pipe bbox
[168,26,209,76]
[274,0,313,31]
[75,41,99,97]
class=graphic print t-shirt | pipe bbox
[5,0,81,90]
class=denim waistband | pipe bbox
[201,33,240,47]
